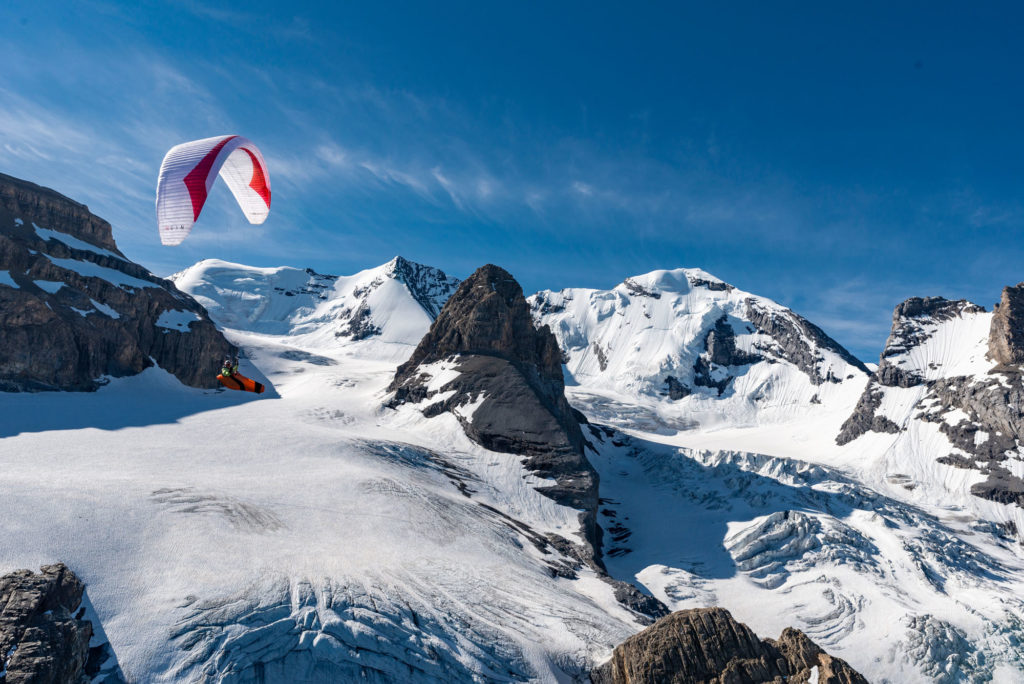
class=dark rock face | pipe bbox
[989,283,1024,366]
[623,278,661,299]
[838,296,987,446]
[591,607,867,684]
[744,299,869,385]
[0,173,118,253]
[663,375,690,400]
[688,276,733,292]
[0,564,92,684]
[837,292,1024,512]
[0,173,234,391]
[336,301,382,340]
[922,373,1024,508]
[390,265,597,525]
[385,255,460,319]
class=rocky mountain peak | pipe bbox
[989,282,1024,366]
[389,263,600,564]
[394,263,564,386]
[380,255,460,319]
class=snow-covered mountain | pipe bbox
[529,268,869,432]
[172,255,459,363]
[4,235,1024,682]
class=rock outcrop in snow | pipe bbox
[875,297,987,389]
[0,173,234,391]
[0,563,94,683]
[389,264,600,552]
[590,607,867,684]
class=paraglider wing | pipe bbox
[156,135,271,246]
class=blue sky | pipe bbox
[2,1,1022,359]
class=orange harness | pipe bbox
[217,372,265,393]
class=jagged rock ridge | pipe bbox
[0,173,234,391]
[384,255,460,319]
[591,607,867,684]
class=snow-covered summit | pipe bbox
[530,267,868,430]
[173,256,459,361]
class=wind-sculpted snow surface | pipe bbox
[530,267,868,431]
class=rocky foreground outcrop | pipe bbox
[0,564,93,683]
[591,607,867,684]
[0,172,235,391]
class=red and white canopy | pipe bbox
[155,135,271,246]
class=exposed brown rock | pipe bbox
[0,173,118,253]
[0,564,92,684]
[591,607,868,684]
[989,283,1024,366]
[0,172,235,391]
